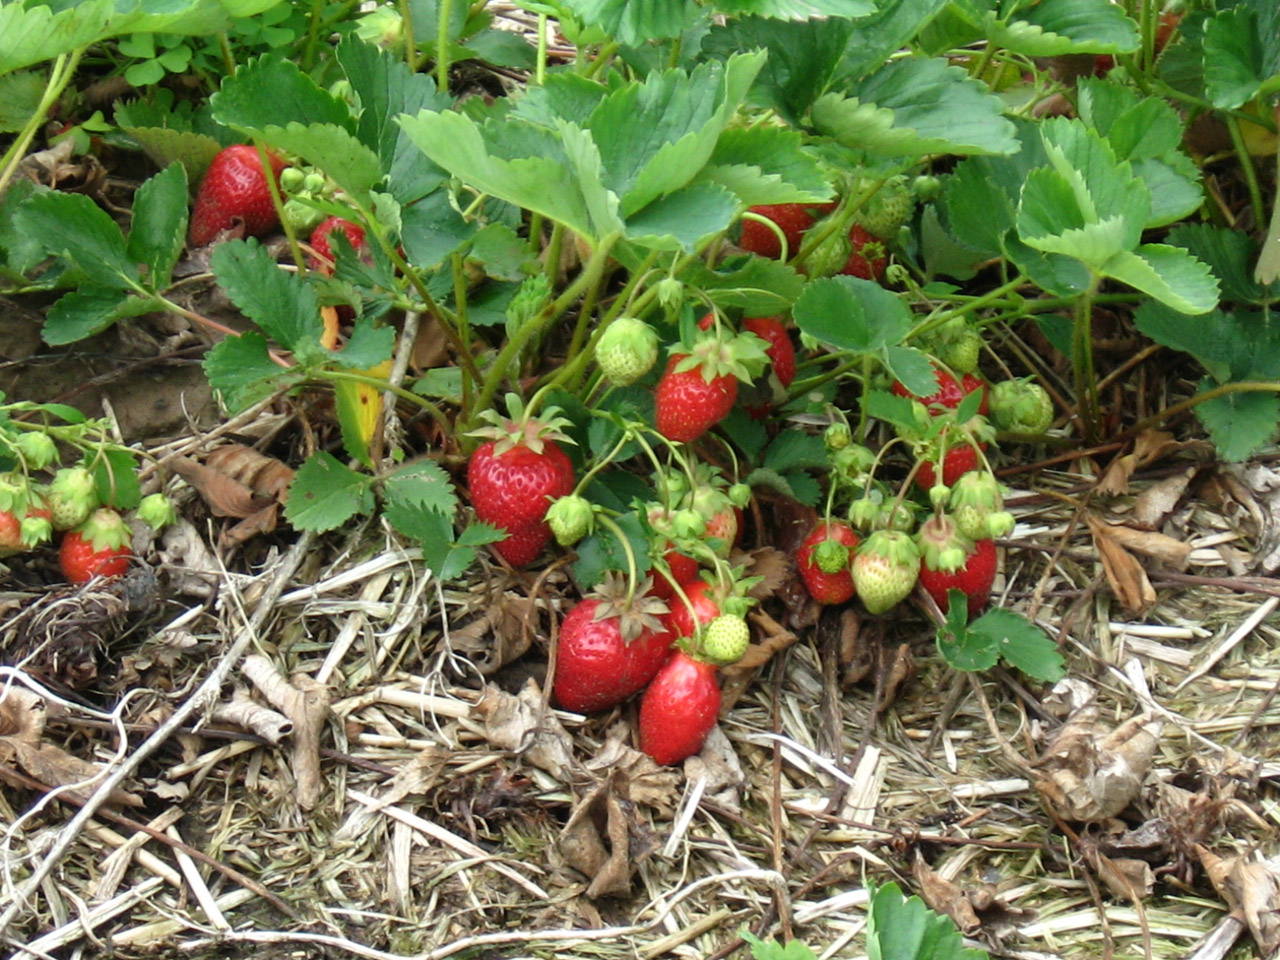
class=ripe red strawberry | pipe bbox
[742,316,796,388]
[467,402,576,568]
[638,649,721,765]
[916,442,985,490]
[852,529,920,615]
[553,577,673,713]
[667,578,722,640]
[649,544,700,601]
[919,537,998,616]
[654,355,737,442]
[739,203,820,260]
[59,508,132,583]
[0,510,24,557]
[309,216,368,270]
[892,364,990,415]
[188,145,288,247]
[796,520,859,605]
[841,224,888,281]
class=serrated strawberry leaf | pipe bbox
[211,239,323,354]
[884,346,937,398]
[700,126,832,206]
[794,276,912,352]
[285,451,375,533]
[935,593,1000,673]
[126,162,188,288]
[382,458,458,517]
[865,390,925,434]
[326,316,395,370]
[811,58,1017,159]
[14,192,139,291]
[1099,244,1219,315]
[762,431,829,472]
[740,930,819,960]
[41,288,130,346]
[625,182,739,252]
[1193,380,1280,463]
[867,881,989,960]
[987,0,1138,57]
[1166,224,1277,306]
[969,607,1065,682]
[559,0,690,45]
[91,447,142,511]
[1202,4,1280,110]
[213,54,354,133]
[203,332,303,411]
[682,257,805,317]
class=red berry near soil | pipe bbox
[467,406,576,568]
[916,443,985,490]
[553,583,673,713]
[742,315,796,388]
[638,650,721,766]
[654,355,739,443]
[667,578,722,640]
[309,216,368,269]
[59,508,132,583]
[796,520,859,605]
[892,364,989,415]
[841,224,888,281]
[0,510,24,556]
[739,203,819,260]
[919,537,998,616]
[188,144,288,247]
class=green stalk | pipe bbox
[399,0,419,72]
[594,514,640,606]
[1225,112,1268,231]
[1072,277,1101,445]
[0,49,84,199]
[468,231,623,430]
[435,0,453,91]
[564,248,658,377]
[1126,381,1280,437]
[535,13,549,85]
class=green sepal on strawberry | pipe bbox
[46,466,98,531]
[654,329,769,443]
[596,317,660,387]
[553,573,673,714]
[841,225,888,282]
[467,395,576,568]
[188,144,288,247]
[989,379,1054,435]
[60,507,132,583]
[852,529,920,615]
[919,535,998,617]
[638,649,721,766]
[796,520,859,605]
[547,494,595,547]
[947,472,1002,541]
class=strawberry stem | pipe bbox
[594,513,639,607]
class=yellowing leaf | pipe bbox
[335,359,393,467]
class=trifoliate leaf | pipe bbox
[284,451,375,532]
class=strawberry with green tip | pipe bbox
[638,649,721,765]
[467,396,576,568]
[935,329,983,376]
[918,530,998,617]
[852,529,921,614]
[796,520,859,605]
[60,508,132,583]
[546,494,594,547]
[596,317,660,386]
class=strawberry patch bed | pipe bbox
[2,1,1280,959]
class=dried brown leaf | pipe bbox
[912,853,981,936]
[1086,514,1157,615]
[0,687,45,743]
[475,679,578,782]
[11,740,143,807]
[206,444,294,502]
[1198,846,1280,958]
[1034,704,1164,822]
[1082,844,1155,901]
[171,455,268,518]
[1100,523,1192,570]
[1132,467,1196,529]
[450,593,539,675]
[584,725,679,816]
[1096,430,1181,496]
[740,546,791,600]
[558,770,643,899]
[221,502,282,545]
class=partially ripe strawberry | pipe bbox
[638,649,720,765]
[916,442,985,490]
[743,315,796,388]
[739,203,819,260]
[59,508,132,583]
[935,329,983,376]
[841,224,887,281]
[596,317,660,386]
[852,529,920,615]
[189,145,287,247]
[796,520,859,605]
[948,472,1002,541]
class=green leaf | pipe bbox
[211,239,322,351]
[284,451,375,533]
[702,17,854,123]
[865,389,926,434]
[987,0,1138,57]
[126,162,188,288]
[0,0,115,75]
[941,160,1016,257]
[559,0,692,45]
[400,189,478,270]
[867,882,989,960]
[212,54,354,133]
[811,58,1017,158]
[968,608,1065,682]
[1203,6,1267,110]
[382,458,458,517]
[839,0,952,82]
[762,431,828,472]
[1194,381,1280,463]
[572,512,650,590]
[883,345,937,397]
[1075,78,1180,161]
[1100,244,1219,315]
[624,181,738,251]
[716,0,872,17]
[92,447,141,511]
[1166,223,1277,306]
[681,257,806,317]
[1131,155,1203,229]
[699,125,833,206]
[41,287,130,346]
[793,276,912,352]
[740,931,819,960]
[0,71,47,134]
[203,333,303,411]
[120,125,225,186]
[327,316,395,370]
[14,191,137,290]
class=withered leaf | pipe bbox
[912,852,981,936]
[450,593,540,675]
[558,770,643,899]
[1198,846,1280,958]
[475,680,577,782]
[206,444,294,502]
[1096,430,1181,496]
[171,455,270,519]
[10,740,144,807]
[585,726,679,816]
[1086,514,1157,615]
[1132,467,1196,529]
[1099,523,1191,569]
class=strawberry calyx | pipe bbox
[468,392,575,457]
[915,512,973,573]
[674,328,771,385]
[590,571,670,643]
[812,536,852,574]
[75,507,131,553]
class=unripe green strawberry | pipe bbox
[47,466,97,531]
[990,380,1054,435]
[849,496,883,531]
[138,493,178,531]
[936,329,983,375]
[915,512,972,574]
[824,422,852,451]
[20,512,52,548]
[986,510,1016,538]
[803,222,852,278]
[596,317,659,386]
[948,472,1002,541]
[14,432,57,470]
[701,614,750,665]
[928,484,951,510]
[856,177,914,240]
[728,483,752,509]
[852,529,920,614]
[547,494,594,546]
[0,473,28,514]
